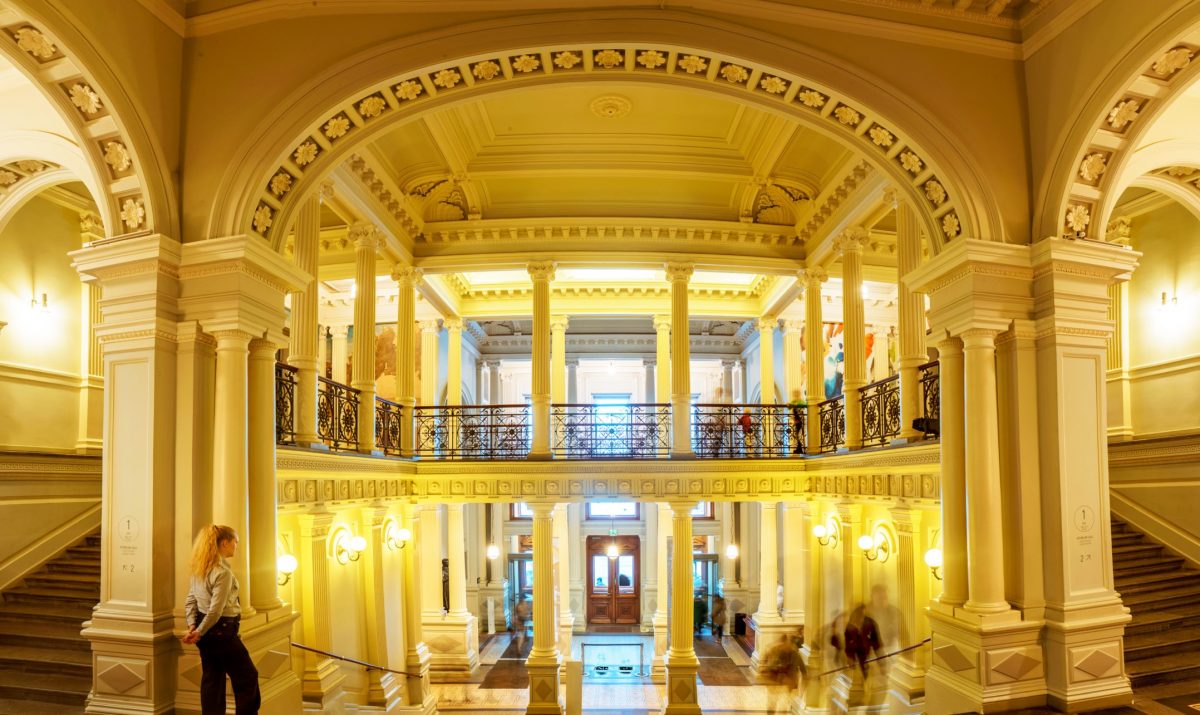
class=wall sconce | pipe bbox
[384,520,411,551]
[607,520,619,559]
[924,548,944,581]
[30,293,49,313]
[725,543,740,560]
[486,543,500,560]
[331,527,367,565]
[277,553,298,585]
[858,525,893,563]
[812,518,839,548]
[1161,291,1179,311]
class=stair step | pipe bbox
[0,664,89,705]
[0,643,91,676]
[0,604,91,628]
[1113,555,1184,574]
[1125,623,1200,660]
[1127,651,1200,687]
[1,587,98,607]
[0,619,88,650]
[25,571,99,586]
[1123,583,1200,609]
[0,697,84,714]
[1126,602,1200,636]
[1111,533,1144,545]
[1115,567,1200,589]
[1117,571,1200,595]
[46,558,100,572]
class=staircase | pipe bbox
[0,532,98,713]
[1113,517,1200,687]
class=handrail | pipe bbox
[814,637,932,677]
[290,641,416,677]
[413,403,529,409]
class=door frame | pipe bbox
[585,535,641,625]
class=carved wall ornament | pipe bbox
[900,151,924,174]
[15,160,44,173]
[80,211,104,235]
[833,105,861,126]
[68,83,102,115]
[1164,165,1196,177]
[1107,99,1141,130]
[103,141,131,172]
[941,212,960,238]
[796,89,827,108]
[0,169,16,187]
[1152,47,1194,77]
[120,197,145,230]
[293,141,319,166]
[323,115,351,139]
[637,50,666,69]
[394,80,424,101]
[472,60,502,80]
[869,126,894,147]
[358,95,387,118]
[593,49,624,69]
[253,203,273,234]
[759,75,788,94]
[511,54,540,73]
[553,51,581,69]
[1065,204,1091,232]
[590,95,632,119]
[1078,152,1107,182]
[924,179,947,206]
[1106,215,1132,242]
[719,63,750,84]
[677,54,708,74]
[432,68,462,88]
[12,27,55,59]
[269,171,293,197]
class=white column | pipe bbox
[528,262,556,459]
[350,222,380,452]
[419,504,444,620]
[551,315,568,403]
[486,360,502,405]
[419,320,440,406]
[666,263,694,457]
[330,324,349,384]
[896,198,927,441]
[888,507,930,706]
[664,501,701,714]
[653,315,672,405]
[527,503,562,714]
[782,319,803,400]
[212,329,255,616]
[553,504,573,653]
[247,338,281,612]
[289,194,321,446]
[393,266,421,456]
[643,359,656,403]
[935,336,968,607]
[359,507,404,708]
[402,503,435,710]
[296,513,348,708]
[755,502,779,622]
[652,502,670,683]
[447,503,470,617]
[781,502,805,625]
[721,360,735,402]
[446,318,463,405]
[802,269,828,453]
[837,227,868,450]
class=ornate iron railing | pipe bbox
[918,360,940,438]
[551,403,670,458]
[818,396,846,454]
[318,376,360,451]
[413,405,530,459]
[691,404,800,458]
[275,362,298,446]
[860,375,901,447]
[375,397,403,456]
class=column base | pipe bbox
[393,693,438,715]
[526,654,563,715]
[749,617,792,674]
[84,609,177,713]
[557,613,574,657]
[238,608,303,715]
[662,657,701,715]
[886,658,927,711]
[651,615,668,684]
[299,650,348,713]
[423,615,480,681]
[1042,600,1132,713]
[925,605,1047,714]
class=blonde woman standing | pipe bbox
[182,524,260,714]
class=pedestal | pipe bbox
[926,607,1045,714]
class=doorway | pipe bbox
[586,535,640,624]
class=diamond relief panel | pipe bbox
[933,643,976,673]
[1072,646,1120,681]
[988,648,1042,684]
[96,659,147,695]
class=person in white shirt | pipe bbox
[182,524,260,714]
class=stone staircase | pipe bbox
[1113,517,1200,687]
[0,531,98,714]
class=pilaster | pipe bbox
[402,503,438,714]
[289,194,322,447]
[652,502,670,683]
[528,262,556,460]
[801,268,828,454]
[837,227,868,450]
[666,263,694,458]
[295,512,348,712]
[359,507,406,710]
[351,222,381,453]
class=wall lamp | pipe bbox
[486,543,501,560]
[858,525,893,563]
[812,518,840,548]
[331,527,367,565]
[277,553,298,586]
[30,292,49,313]
[384,519,411,551]
[924,548,944,581]
[725,543,740,560]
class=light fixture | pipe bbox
[1161,291,1179,310]
[30,293,49,312]
[725,543,740,560]
[607,519,619,559]
[924,547,944,581]
[858,527,892,563]
[812,518,839,548]
[276,553,298,586]
[384,520,411,551]
[486,543,500,560]
[861,284,869,300]
[331,527,367,565]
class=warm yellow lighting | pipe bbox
[486,543,500,560]
[813,519,839,548]
[332,528,367,564]
[277,553,298,585]
[924,547,944,580]
[350,535,367,553]
[30,293,49,312]
[725,543,739,560]
[861,284,869,300]
[812,524,826,539]
[858,534,875,551]
[384,521,411,551]
[606,542,619,559]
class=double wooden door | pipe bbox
[586,535,640,624]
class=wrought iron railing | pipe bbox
[413,405,530,459]
[860,375,901,447]
[691,404,800,458]
[318,376,360,451]
[375,397,403,456]
[275,362,298,446]
[818,396,846,454]
[918,360,940,438]
[551,403,670,458]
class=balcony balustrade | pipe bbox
[275,362,298,446]
[318,376,360,451]
[817,396,846,454]
[692,404,800,458]
[551,403,670,459]
[918,360,940,438]
[375,397,403,456]
[860,374,901,448]
[413,404,531,460]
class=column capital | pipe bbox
[527,260,556,282]
[881,186,899,210]
[444,317,463,333]
[781,318,804,334]
[391,265,423,284]
[756,315,778,333]
[652,314,672,332]
[565,357,579,368]
[834,226,869,254]
[642,358,656,368]
[349,221,382,250]
[933,333,963,354]
[418,319,440,333]
[668,500,698,516]
[483,359,503,369]
[328,323,349,337]
[960,327,1001,347]
[318,180,335,203]
[528,502,555,517]
[721,359,737,370]
[550,315,570,332]
[210,328,257,346]
[248,337,278,355]
[799,266,828,287]
[79,211,104,243]
[664,261,694,282]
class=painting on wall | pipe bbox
[374,324,397,400]
[823,322,844,399]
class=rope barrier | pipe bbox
[289,641,418,678]
[814,637,932,678]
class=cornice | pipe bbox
[1109,431,1200,468]
[420,218,796,248]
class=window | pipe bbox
[587,502,640,519]
[690,502,714,519]
[511,502,533,520]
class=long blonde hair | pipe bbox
[190,524,236,578]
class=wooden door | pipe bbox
[586,535,640,624]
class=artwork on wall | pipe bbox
[374,323,397,400]
[823,322,844,399]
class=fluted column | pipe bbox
[330,324,349,384]
[643,359,656,403]
[350,222,380,452]
[393,266,421,456]
[486,360,502,404]
[652,502,670,682]
[419,320,440,406]
[289,194,322,446]
[551,316,568,403]
[757,316,777,452]
[962,329,1009,614]
[888,507,929,703]
[781,502,806,625]
[446,318,463,405]
[935,336,968,606]
[666,263,694,458]
[359,507,403,707]
[837,227,868,450]
[553,504,573,653]
[447,503,470,617]
[782,319,803,400]
[802,269,828,454]
[528,262,556,459]
[653,315,671,405]
[566,359,579,404]
[755,502,780,622]
[721,360,735,402]
[212,329,255,615]
[896,199,927,441]
[664,501,701,714]
[527,503,562,714]
[247,338,281,611]
[296,513,347,707]
[402,503,435,710]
